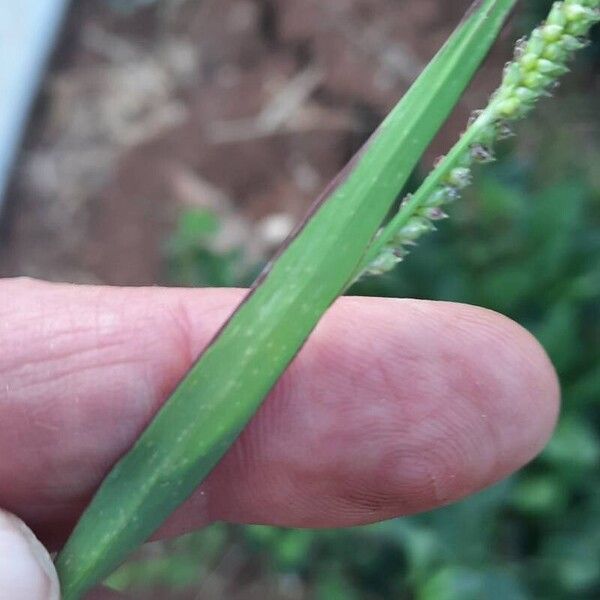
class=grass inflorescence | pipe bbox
[359,0,600,279]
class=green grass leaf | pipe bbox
[55,1,518,597]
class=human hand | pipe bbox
[0,278,559,599]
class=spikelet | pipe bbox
[361,0,600,279]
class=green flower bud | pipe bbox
[547,3,568,26]
[565,2,600,35]
[542,24,565,42]
[566,17,595,35]
[543,43,569,62]
[561,34,589,51]
[502,62,522,86]
[537,58,570,76]
[447,167,472,189]
[423,189,448,208]
[522,71,553,89]
[397,217,435,242]
[424,186,462,208]
[520,52,539,70]
[514,86,539,103]
[527,30,546,55]
[564,3,596,23]
[498,97,522,118]
[366,248,405,275]
[443,186,462,203]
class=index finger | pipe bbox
[0,278,559,548]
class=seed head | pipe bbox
[424,188,450,207]
[365,248,404,276]
[498,97,521,118]
[447,167,472,189]
[537,58,570,76]
[548,3,568,26]
[542,43,568,62]
[360,0,600,281]
[503,62,523,86]
[527,30,547,56]
[562,34,588,51]
[514,86,538,103]
[542,24,565,42]
[422,207,449,221]
[470,143,495,163]
[396,217,435,242]
[443,186,462,203]
[520,52,539,70]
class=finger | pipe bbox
[0,508,60,599]
[0,278,559,548]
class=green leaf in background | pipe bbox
[419,566,529,600]
[165,208,252,288]
[56,1,518,597]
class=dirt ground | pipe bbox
[0,0,514,286]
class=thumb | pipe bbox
[0,508,60,599]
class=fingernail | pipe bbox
[0,509,60,599]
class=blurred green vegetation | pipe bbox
[109,3,600,598]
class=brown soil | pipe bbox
[0,0,514,286]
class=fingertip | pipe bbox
[202,297,561,525]
[442,301,560,477]
[367,300,561,512]
[0,509,60,600]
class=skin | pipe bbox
[0,277,560,599]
